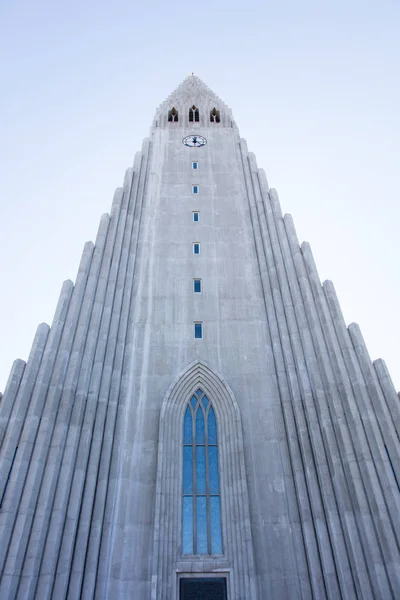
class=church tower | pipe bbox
[0,75,399,600]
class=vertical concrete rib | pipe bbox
[0,277,75,599]
[94,145,150,599]
[0,359,26,448]
[239,143,307,599]
[251,169,327,599]
[374,359,400,440]
[29,185,126,600]
[301,241,395,598]
[285,225,372,599]
[17,191,124,600]
[78,166,137,600]
[0,324,49,505]
[265,180,350,599]
[0,234,97,600]
[264,186,353,598]
[323,281,400,593]
[63,175,134,599]
[348,323,400,486]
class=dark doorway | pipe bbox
[180,577,227,600]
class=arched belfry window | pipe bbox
[210,107,220,123]
[168,107,178,122]
[189,105,200,122]
[182,388,222,555]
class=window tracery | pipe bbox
[168,107,179,122]
[189,105,200,122]
[182,389,222,555]
[210,108,220,123]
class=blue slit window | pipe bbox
[192,161,198,170]
[194,323,203,339]
[193,185,199,194]
[193,243,200,255]
[193,212,199,222]
[194,279,201,293]
[182,390,222,555]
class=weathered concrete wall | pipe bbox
[0,75,399,600]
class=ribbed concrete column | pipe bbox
[251,171,323,598]
[374,359,400,439]
[323,279,400,597]
[348,323,400,488]
[0,324,49,507]
[16,189,125,600]
[324,281,400,588]
[95,142,151,600]
[29,185,128,600]
[0,359,26,448]
[0,277,74,598]
[283,213,359,598]
[239,142,305,600]
[79,165,139,600]
[63,179,134,599]
[302,243,394,599]
[0,220,103,600]
[265,183,348,599]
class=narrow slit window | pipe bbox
[193,243,200,255]
[194,279,201,293]
[193,211,199,222]
[189,105,200,122]
[210,108,220,123]
[168,107,179,122]
[192,161,198,170]
[193,185,199,194]
[194,323,203,339]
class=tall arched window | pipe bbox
[182,389,222,555]
[168,107,178,122]
[189,105,200,122]
[210,107,220,123]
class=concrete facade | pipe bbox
[0,75,399,599]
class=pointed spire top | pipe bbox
[153,74,235,127]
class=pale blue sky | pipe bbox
[1,0,399,390]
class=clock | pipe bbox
[183,135,207,148]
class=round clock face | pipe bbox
[183,135,207,148]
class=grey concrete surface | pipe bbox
[0,75,399,599]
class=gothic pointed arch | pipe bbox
[189,105,200,122]
[151,361,257,600]
[168,107,179,122]
[210,107,220,123]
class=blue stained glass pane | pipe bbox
[184,407,192,443]
[183,447,193,493]
[192,162,198,169]
[210,497,222,554]
[193,212,199,222]
[195,389,203,397]
[194,279,201,293]
[208,407,217,444]
[208,446,219,494]
[196,496,208,554]
[196,446,206,494]
[202,395,209,409]
[193,243,200,254]
[194,323,202,338]
[190,396,197,408]
[183,496,194,555]
[196,408,205,444]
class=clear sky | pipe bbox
[1,0,399,392]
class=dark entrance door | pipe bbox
[180,577,227,600]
